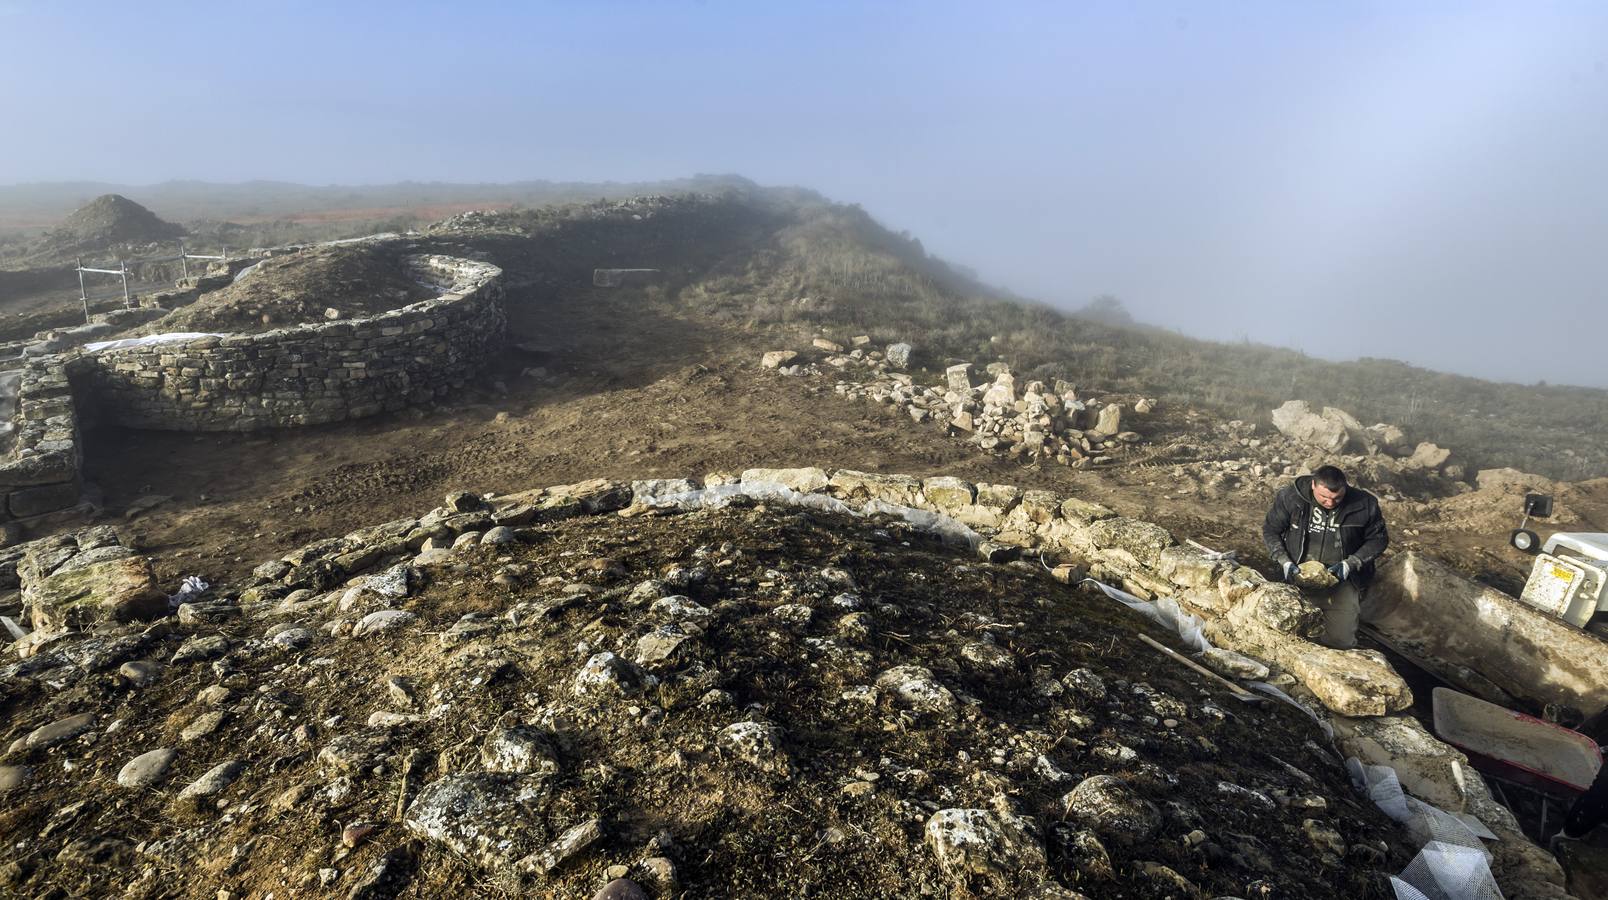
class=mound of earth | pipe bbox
[0,488,1407,899]
[44,194,185,252]
[149,242,436,334]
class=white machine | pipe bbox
[1519,532,1608,635]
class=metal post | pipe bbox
[180,242,189,280]
[120,260,131,308]
[76,258,89,323]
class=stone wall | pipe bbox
[0,357,84,527]
[73,255,504,431]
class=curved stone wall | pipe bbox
[74,255,504,431]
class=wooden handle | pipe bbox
[1137,633,1261,703]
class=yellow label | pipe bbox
[1551,565,1576,582]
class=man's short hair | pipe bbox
[1313,465,1349,491]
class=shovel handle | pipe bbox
[1137,634,1262,703]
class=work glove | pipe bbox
[1280,561,1297,582]
[1328,560,1352,582]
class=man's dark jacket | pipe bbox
[1263,475,1390,585]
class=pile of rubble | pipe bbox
[764,341,1153,467]
[1271,400,1464,483]
[0,467,1581,898]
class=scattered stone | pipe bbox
[118,659,161,687]
[354,609,416,637]
[116,748,177,788]
[178,759,245,802]
[171,634,230,664]
[592,879,649,900]
[923,803,1046,887]
[403,773,551,869]
[518,817,604,875]
[875,665,957,716]
[180,710,226,742]
[1060,776,1160,846]
[0,765,30,793]
[481,726,561,775]
[573,652,645,698]
[719,721,791,775]
[22,712,96,750]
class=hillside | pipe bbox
[0,183,1602,898]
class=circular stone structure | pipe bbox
[71,254,504,431]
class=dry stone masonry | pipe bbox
[0,254,504,532]
[76,255,504,431]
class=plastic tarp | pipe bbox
[1083,577,1212,653]
[85,333,227,353]
[1347,758,1503,900]
[643,480,981,549]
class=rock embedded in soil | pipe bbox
[402,773,552,869]
[21,712,96,750]
[177,759,245,802]
[116,748,177,789]
[874,665,958,716]
[718,721,791,775]
[1059,775,1160,846]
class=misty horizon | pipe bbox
[3,2,1606,389]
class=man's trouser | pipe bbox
[1313,580,1361,650]
[1564,756,1608,838]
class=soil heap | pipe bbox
[44,194,185,254]
[149,242,436,333]
[0,487,1407,899]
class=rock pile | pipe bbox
[765,345,1153,467]
[1271,400,1463,483]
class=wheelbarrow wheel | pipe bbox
[1510,529,1540,553]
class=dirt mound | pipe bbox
[149,242,436,333]
[0,497,1405,899]
[45,194,184,252]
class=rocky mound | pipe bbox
[149,242,436,334]
[0,486,1406,899]
[45,194,185,253]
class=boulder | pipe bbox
[1474,468,1554,494]
[885,343,912,369]
[828,470,922,506]
[1092,404,1122,437]
[740,467,830,494]
[1059,775,1160,846]
[25,556,167,631]
[403,773,552,870]
[1367,552,1608,711]
[924,802,1046,887]
[1405,442,1452,470]
[1270,400,1349,453]
[760,350,797,369]
[1084,517,1173,568]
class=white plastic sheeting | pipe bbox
[1348,759,1503,900]
[1082,577,1212,653]
[641,480,981,549]
[85,333,227,353]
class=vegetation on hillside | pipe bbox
[675,190,1608,482]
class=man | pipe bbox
[1262,465,1389,649]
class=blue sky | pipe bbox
[3,1,1607,387]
